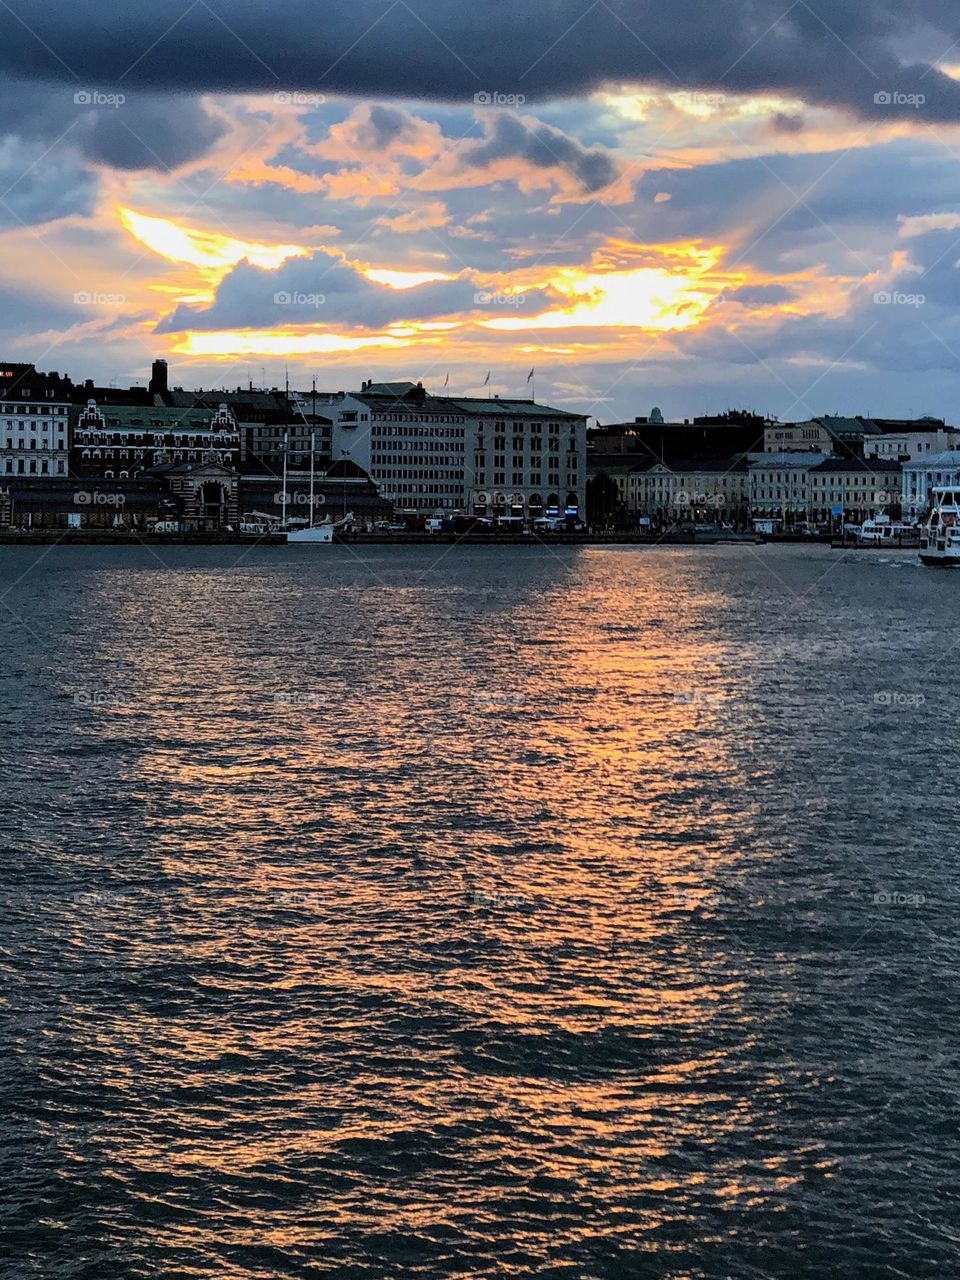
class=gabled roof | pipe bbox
[74,403,235,429]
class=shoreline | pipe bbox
[0,530,914,548]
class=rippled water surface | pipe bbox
[1,543,957,1279]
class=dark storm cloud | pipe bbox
[463,114,618,192]
[155,252,556,331]
[0,78,226,172]
[2,1,960,120]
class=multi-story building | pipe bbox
[72,401,240,479]
[590,409,765,462]
[462,395,585,520]
[901,451,960,517]
[862,418,959,462]
[0,362,71,479]
[619,458,750,524]
[763,417,881,455]
[807,457,902,523]
[749,452,829,523]
[332,381,587,520]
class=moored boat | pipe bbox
[919,486,960,566]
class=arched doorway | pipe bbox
[201,481,227,529]
[528,493,543,518]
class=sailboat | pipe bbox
[280,431,334,544]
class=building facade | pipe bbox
[749,452,828,522]
[807,457,902,523]
[73,401,240,479]
[331,382,587,520]
[0,363,71,479]
[763,417,881,455]
[618,458,749,523]
[901,452,960,517]
[863,419,959,462]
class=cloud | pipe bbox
[3,2,960,122]
[461,113,619,193]
[0,78,227,172]
[155,249,556,331]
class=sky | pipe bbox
[3,1,960,422]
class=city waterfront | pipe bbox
[2,544,956,1279]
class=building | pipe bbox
[0,362,71,479]
[72,401,241,479]
[901,451,960,517]
[763,416,882,455]
[238,458,393,527]
[458,394,585,520]
[590,409,766,462]
[749,452,829,524]
[807,456,901,523]
[862,417,959,462]
[147,461,239,529]
[619,458,750,524]
[332,381,587,520]
[0,476,169,530]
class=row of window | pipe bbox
[3,459,66,474]
[372,424,466,437]
[0,405,68,415]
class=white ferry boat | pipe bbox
[919,486,960,566]
[858,515,919,546]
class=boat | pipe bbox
[276,428,335,546]
[857,514,919,546]
[919,486,960,566]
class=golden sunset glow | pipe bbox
[119,208,307,275]
[487,247,740,333]
[172,330,414,356]
[364,267,456,289]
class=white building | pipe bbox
[902,451,960,517]
[0,362,70,478]
[330,381,586,520]
[864,418,960,462]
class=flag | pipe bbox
[526,368,534,382]
[483,371,490,386]
[443,371,449,390]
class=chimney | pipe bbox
[149,358,168,396]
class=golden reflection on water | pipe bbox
[19,545,907,1275]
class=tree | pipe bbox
[586,471,620,527]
